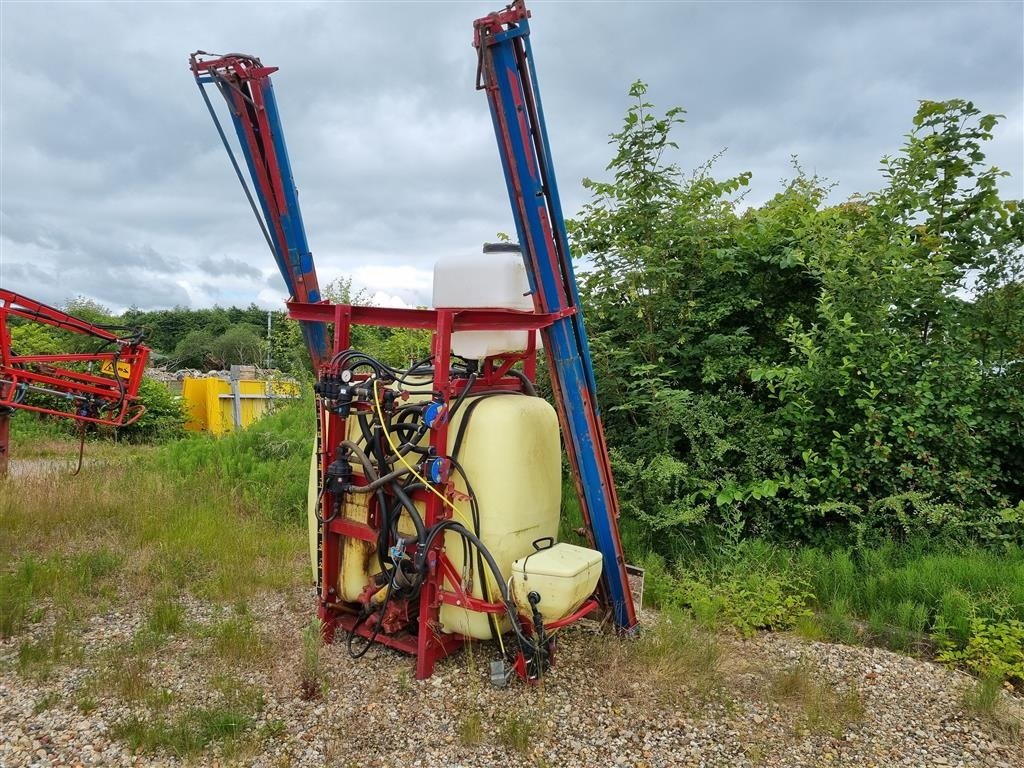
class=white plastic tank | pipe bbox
[432,243,534,360]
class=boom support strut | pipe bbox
[474,1,638,631]
[189,52,328,369]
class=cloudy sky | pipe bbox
[1,0,1021,312]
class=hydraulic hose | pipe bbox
[508,368,537,397]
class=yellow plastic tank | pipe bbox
[510,542,603,623]
[309,391,563,639]
[438,394,562,638]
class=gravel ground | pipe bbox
[1,587,1021,768]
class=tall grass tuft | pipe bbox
[299,617,326,700]
[769,661,864,737]
[961,672,1022,743]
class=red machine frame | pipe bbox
[0,289,150,476]
[288,299,598,679]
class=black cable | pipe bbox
[347,575,395,659]
[447,373,478,422]
[451,392,522,460]
[449,457,502,645]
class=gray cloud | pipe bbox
[1,1,1021,313]
[196,255,262,280]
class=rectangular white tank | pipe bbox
[432,246,534,360]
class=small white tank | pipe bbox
[432,244,534,360]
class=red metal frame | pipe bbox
[0,290,150,428]
[294,299,594,679]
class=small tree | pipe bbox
[172,328,216,370]
[209,325,266,369]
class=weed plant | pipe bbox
[459,711,484,745]
[769,661,864,737]
[300,617,326,700]
[961,673,1023,743]
[497,713,533,754]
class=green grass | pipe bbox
[146,598,186,636]
[204,612,269,664]
[458,711,484,745]
[497,713,534,754]
[299,617,326,700]
[8,413,72,444]
[154,395,314,523]
[583,610,726,707]
[1,550,121,637]
[32,691,60,714]
[111,705,255,757]
[1,401,311,645]
[639,535,1024,685]
[108,672,264,757]
[962,673,1022,742]
[798,542,1024,639]
[769,661,864,737]
[16,621,83,679]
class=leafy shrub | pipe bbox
[937,617,1024,685]
[573,84,1023,548]
[675,568,813,635]
[120,377,187,443]
[640,544,813,634]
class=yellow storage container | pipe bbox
[510,542,603,623]
[438,394,562,638]
[182,376,300,435]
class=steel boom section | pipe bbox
[190,53,328,368]
[474,3,638,631]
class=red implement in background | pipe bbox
[0,290,150,476]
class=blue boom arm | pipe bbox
[473,2,639,632]
[190,52,328,369]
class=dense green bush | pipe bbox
[119,378,187,443]
[572,83,1023,550]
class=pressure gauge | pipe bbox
[340,369,352,383]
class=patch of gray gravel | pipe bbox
[1,588,1020,768]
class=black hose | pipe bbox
[388,480,426,543]
[344,465,411,494]
[416,520,538,657]
[450,457,501,644]
[451,392,522,460]
[447,373,478,421]
[347,575,395,659]
[509,368,538,397]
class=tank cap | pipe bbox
[482,242,521,254]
